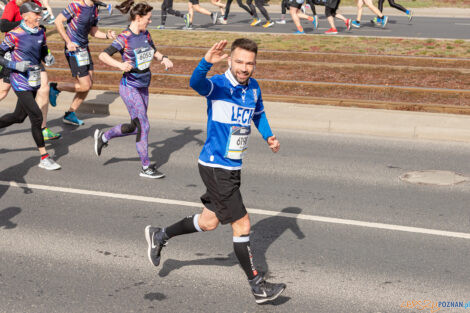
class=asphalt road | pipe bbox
[44,7,470,40]
[1,109,470,312]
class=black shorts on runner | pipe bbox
[189,0,200,5]
[288,0,304,9]
[198,163,247,225]
[65,47,94,78]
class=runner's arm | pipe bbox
[0,20,20,33]
[189,58,214,97]
[54,13,73,46]
[90,26,115,40]
[0,35,22,70]
[253,112,273,141]
[100,43,132,72]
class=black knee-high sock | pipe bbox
[233,235,258,280]
[165,214,202,239]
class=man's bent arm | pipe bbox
[253,112,273,141]
[189,58,214,97]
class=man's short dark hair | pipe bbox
[231,38,258,55]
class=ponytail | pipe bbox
[116,0,153,20]
[116,0,134,14]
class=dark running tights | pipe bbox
[281,0,317,15]
[378,0,407,13]
[247,0,271,21]
[161,0,184,25]
[281,0,289,14]
[306,0,317,15]
[0,90,44,148]
[224,0,253,19]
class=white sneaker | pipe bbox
[218,16,227,24]
[39,156,61,170]
[42,11,50,21]
[211,12,218,24]
[140,166,165,179]
[276,19,286,24]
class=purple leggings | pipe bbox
[104,84,150,167]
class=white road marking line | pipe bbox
[455,23,470,26]
[3,180,470,240]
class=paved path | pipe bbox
[1,111,470,312]
[45,5,470,40]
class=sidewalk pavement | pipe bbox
[50,1,470,18]
[3,89,470,143]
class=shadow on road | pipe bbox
[0,156,38,199]
[103,126,204,168]
[158,207,305,282]
[0,206,21,229]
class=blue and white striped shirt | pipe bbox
[190,58,273,170]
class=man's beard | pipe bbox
[230,68,251,85]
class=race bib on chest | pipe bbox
[28,66,41,87]
[225,126,251,160]
[73,47,90,67]
[134,47,154,70]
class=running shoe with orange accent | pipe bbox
[325,28,338,34]
[250,18,261,26]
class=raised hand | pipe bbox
[204,40,228,64]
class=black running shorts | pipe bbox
[65,47,94,78]
[189,0,200,4]
[288,0,304,9]
[198,163,247,225]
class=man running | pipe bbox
[148,0,189,29]
[145,38,286,304]
[185,0,218,30]
[0,2,60,170]
[0,0,61,141]
[324,0,351,34]
[351,0,388,28]
[94,1,172,179]
[218,0,253,25]
[247,0,274,28]
[48,0,116,126]
[288,0,316,34]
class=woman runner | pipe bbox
[372,0,412,25]
[94,1,173,179]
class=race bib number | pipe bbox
[134,47,154,71]
[28,67,41,87]
[73,48,90,67]
[225,126,251,160]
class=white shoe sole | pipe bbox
[94,129,100,156]
[63,118,83,126]
[139,172,165,179]
[38,163,61,170]
[255,286,286,304]
[144,225,156,266]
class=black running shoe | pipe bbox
[144,226,167,266]
[249,275,286,304]
[94,129,107,156]
[140,165,165,179]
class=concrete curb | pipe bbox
[3,89,470,143]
